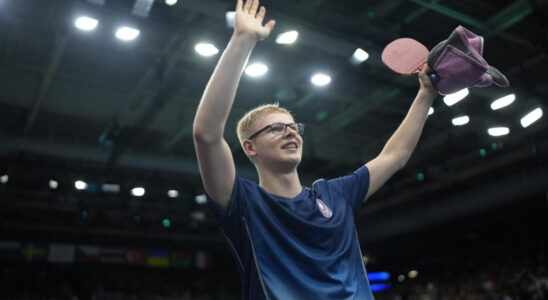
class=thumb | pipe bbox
[264,20,276,33]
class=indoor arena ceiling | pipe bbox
[0,0,547,254]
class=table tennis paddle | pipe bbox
[382,38,439,82]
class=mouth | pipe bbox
[281,142,298,150]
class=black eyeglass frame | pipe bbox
[247,122,304,140]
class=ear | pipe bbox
[242,139,257,157]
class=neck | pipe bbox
[257,166,302,198]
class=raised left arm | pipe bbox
[365,66,438,198]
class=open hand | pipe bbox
[234,0,276,41]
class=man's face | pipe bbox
[246,112,303,170]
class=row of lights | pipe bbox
[72,180,207,204]
[194,30,368,86]
[428,90,543,137]
[0,176,207,205]
[74,16,140,41]
[73,10,370,87]
[71,8,542,130]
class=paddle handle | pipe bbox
[428,73,439,82]
[417,64,439,82]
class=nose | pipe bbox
[284,125,298,137]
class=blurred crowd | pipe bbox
[0,263,240,300]
[376,254,548,300]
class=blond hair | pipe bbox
[236,103,293,147]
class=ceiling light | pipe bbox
[49,180,58,189]
[195,43,219,56]
[408,270,419,278]
[225,11,235,28]
[276,30,298,44]
[350,48,369,64]
[487,127,510,137]
[491,94,515,110]
[452,115,470,126]
[190,211,206,221]
[428,107,434,115]
[131,187,145,197]
[75,180,87,190]
[115,26,140,41]
[165,0,177,6]
[520,107,542,128]
[311,73,331,86]
[245,63,268,77]
[75,16,98,31]
[443,88,469,106]
[167,190,179,198]
[195,194,207,204]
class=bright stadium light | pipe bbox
[131,187,145,197]
[165,0,177,6]
[245,63,268,77]
[195,194,207,204]
[0,174,8,184]
[167,189,179,198]
[276,30,298,44]
[49,180,58,189]
[443,88,469,106]
[311,73,331,86]
[115,26,140,41]
[75,180,87,190]
[487,127,510,137]
[225,11,235,28]
[452,115,470,126]
[75,16,98,31]
[350,48,369,64]
[520,107,543,128]
[195,43,219,56]
[491,93,515,110]
[408,270,419,279]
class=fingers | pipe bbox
[243,0,252,13]
[236,0,242,12]
[250,0,259,16]
[255,6,265,23]
[264,19,276,32]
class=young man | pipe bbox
[193,0,438,299]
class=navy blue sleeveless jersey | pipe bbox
[207,166,374,300]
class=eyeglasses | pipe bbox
[248,122,305,140]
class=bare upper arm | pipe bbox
[194,137,236,213]
[365,153,403,199]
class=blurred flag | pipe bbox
[48,243,75,263]
[193,251,212,269]
[75,245,100,263]
[171,251,191,268]
[125,249,147,265]
[147,250,170,267]
[0,241,20,261]
[20,243,48,262]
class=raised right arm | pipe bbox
[193,0,275,213]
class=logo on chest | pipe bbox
[315,198,333,218]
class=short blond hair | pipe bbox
[236,103,293,147]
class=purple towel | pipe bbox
[427,26,509,95]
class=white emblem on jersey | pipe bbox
[315,198,332,218]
